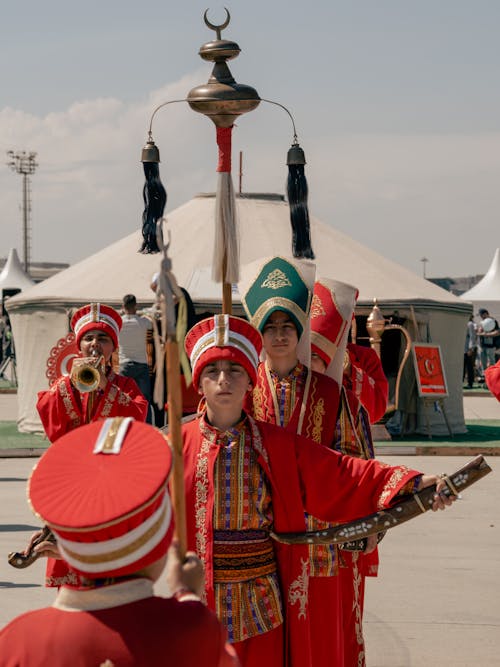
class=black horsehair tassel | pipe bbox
[140,138,167,254]
[286,142,315,260]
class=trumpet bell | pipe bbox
[71,362,101,393]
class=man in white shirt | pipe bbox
[119,294,153,421]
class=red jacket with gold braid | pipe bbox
[182,414,420,667]
[346,343,389,424]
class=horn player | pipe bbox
[32,302,148,589]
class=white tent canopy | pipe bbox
[7,193,471,435]
[0,248,34,297]
[461,248,500,323]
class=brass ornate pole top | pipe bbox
[187,8,260,127]
[366,299,386,356]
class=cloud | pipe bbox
[1,77,499,277]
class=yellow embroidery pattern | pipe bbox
[310,294,326,319]
[117,391,132,406]
[252,385,265,422]
[311,398,325,444]
[261,269,292,290]
[46,570,80,587]
[288,557,309,620]
[378,466,410,509]
[57,379,80,428]
[101,385,119,418]
[194,434,211,604]
[350,552,365,664]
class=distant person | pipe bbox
[464,315,478,389]
[0,418,238,667]
[119,293,153,422]
[148,276,199,423]
[477,308,500,374]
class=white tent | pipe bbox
[461,248,500,322]
[7,193,471,435]
[0,248,34,300]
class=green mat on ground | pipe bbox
[377,421,500,446]
[0,420,498,450]
[0,422,48,449]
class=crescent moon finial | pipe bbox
[203,7,231,40]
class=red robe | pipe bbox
[335,386,380,667]
[485,359,500,400]
[249,361,340,446]
[346,343,389,424]
[182,414,420,667]
[37,371,148,443]
[0,578,238,667]
[36,371,148,587]
[248,362,344,664]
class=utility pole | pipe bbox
[420,256,429,279]
[6,151,38,275]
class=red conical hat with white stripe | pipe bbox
[310,278,358,384]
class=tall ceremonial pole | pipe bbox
[139,11,315,553]
[186,9,260,313]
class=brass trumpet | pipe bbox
[70,354,104,393]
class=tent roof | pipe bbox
[7,193,468,312]
[0,248,35,292]
[461,248,500,301]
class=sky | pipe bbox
[1,0,499,279]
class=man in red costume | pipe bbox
[345,341,389,425]
[310,277,387,667]
[182,312,454,667]
[0,418,238,667]
[37,303,148,443]
[35,302,148,587]
[240,258,355,665]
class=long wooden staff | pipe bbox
[156,226,187,558]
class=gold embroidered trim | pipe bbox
[311,397,325,444]
[194,424,212,605]
[378,466,410,509]
[288,557,309,620]
[101,384,119,417]
[251,298,307,332]
[57,378,81,429]
[261,269,292,290]
[248,415,269,464]
[310,294,326,319]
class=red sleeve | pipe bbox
[485,360,500,401]
[347,343,388,423]
[36,380,77,443]
[94,375,148,422]
[294,434,420,524]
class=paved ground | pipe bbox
[1,455,499,665]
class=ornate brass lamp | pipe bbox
[187,9,260,127]
[366,300,412,413]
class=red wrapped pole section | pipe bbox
[213,125,238,314]
[216,126,232,172]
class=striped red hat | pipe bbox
[71,303,122,349]
[185,315,262,390]
[310,279,358,367]
[28,418,173,578]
